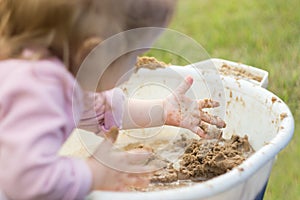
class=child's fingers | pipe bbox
[191,126,206,138]
[120,160,157,173]
[93,141,111,157]
[117,174,150,191]
[200,112,226,128]
[95,128,133,155]
[116,150,157,173]
[199,121,209,132]
[124,149,152,165]
[199,121,223,139]
[93,141,156,173]
[93,139,115,156]
[127,173,151,188]
[198,99,220,109]
[175,76,193,95]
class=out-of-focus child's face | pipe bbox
[97,36,160,92]
[97,52,137,92]
[87,0,175,92]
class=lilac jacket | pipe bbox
[0,58,124,200]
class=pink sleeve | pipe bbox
[0,64,91,200]
[78,88,125,136]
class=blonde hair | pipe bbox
[0,0,176,70]
[0,0,77,59]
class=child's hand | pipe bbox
[163,76,226,138]
[86,135,153,191]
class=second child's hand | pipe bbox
[87,127,154,191]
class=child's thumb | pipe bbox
[175,76,193,95]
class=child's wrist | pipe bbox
[86,158,99,191]
[86,158,106,191]
[163,97,181,127]
[150,99,165,127]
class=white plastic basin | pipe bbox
[60,58,294,200]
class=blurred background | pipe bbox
[146,0,299,199]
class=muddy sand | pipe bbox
[126,134,254,191]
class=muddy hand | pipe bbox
[95,127,155,172]
[87,127,154,191]
[163,76,226,139]
[87,155,151,191]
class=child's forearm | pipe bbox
[122,98,165,129]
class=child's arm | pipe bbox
[122,98,165,129]
[122,76,226,138]
[79,77,225,138]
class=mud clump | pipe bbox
[219,64,262,82]
[125,134,254,191]
[177,135,253,182]
[135,56,169,71]
[151,164,178,183]
[148,135,254,188]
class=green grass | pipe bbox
[147,0,300,199]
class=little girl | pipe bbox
[0,0,225,199]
